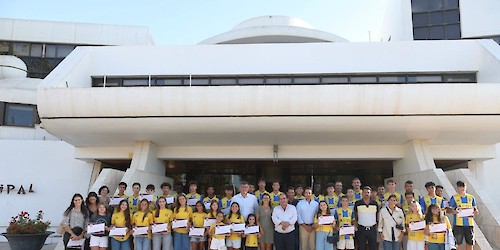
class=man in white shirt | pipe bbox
[378,195,405,250]
[231,181,258,220]
[297,187,319,250]
[272,193,298,250]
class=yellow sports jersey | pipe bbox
[376,195,386,208]
[325,195,340,209]
[148,196,158,213]
[186,193,201,200]
[219,197,232,209]
[383,192,404,205]
[127,195,141,214]
[313,194,325,203]
[269,192,283,208]
[203,196,219,206]
[294,195,305,200]
[173,206,193,234]
[225,213,245,240]
[426,216,451,244]
[405,213,425,241]
[449,193,476,226]
[210,223,227,240]
[245,230,259,247]
[334,207,355,240]
[153,208,173,228]
[353,190,363,202]
[191,212,208,228]
[314,213,334,233]
[111,211,131,241]
[255,190,269,202]
[419,195,444,213]
[402,202,413,215]
[132,211,154,238]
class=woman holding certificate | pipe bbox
[110,200,132,250]
[424,204,451,250]
[132,199,154,250]
[173,194,192,250]
[62,193,90,250]
[88,203,111,250]
[313,200,336,250]
[405,201,425,250]
[153,196,173,250]
[190,201,208,250]
[225,202,245,250]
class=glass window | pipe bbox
[445,10,460,23]
[0,41,11,54]
[378,76,407,83]
[293,77,320,84]
[430,12,444,25]
[103,78,121,87]
[156,78,183,86]
[412,13,429,27]
[322,77,348,84]
[266,77,292,84]
[211,78,237,85]
[123,79,149,86]
[45,44,57,58]
[30,44,43,57]
[5,104,35,127]
[412,0,443,12]
[186,78,209,86]
[444,0,459,9]
[445,74,476,83]
[408,75,442,83]
[350,76,377,84]
[413,27,429,40]
[92,77,105,87]
[56,45,75,58]
[445,24,461,39]
[12,43,30,56]
[430,26,446,39]
[238,78,264,85]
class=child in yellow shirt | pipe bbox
[209,211,230,250]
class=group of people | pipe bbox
[60,177,478,250]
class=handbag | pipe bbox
[326,230,339,244]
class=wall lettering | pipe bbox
[0,184,34,194]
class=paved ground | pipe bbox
[0,243,57,250]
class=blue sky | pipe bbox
[0,0,388,45]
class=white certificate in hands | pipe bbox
[109,197,124,206]
[187,198,199,206]
[221,207,230,215]
[189,227,205,237]
[442,200,450,208]
[318,215,335,225]
[204,218,216,227]
[67,238,85,247]
[244,225,259,234]
[215,225,232,235]
[152,223,168,233]
[109,227,127,236]
[141,194,154,202]
[231,223,246,232]
[339,226,355,236]
[409,221,426,231]
[458,208,474,218]
[165,196,174,204]
[88,223,105,234]
[172,219,188,229]
[133,226,149,236]
[429,223,447,233]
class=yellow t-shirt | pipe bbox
[132,211,154,239]
[148,196,158,213]
[128,195,141,214]
[406,213,425,241]
[269,192,283,208]
[111,211,130,241]
[426,216,451,244]
[225,213,245,240]
[210,223,227,240]
[245,228,259,247]
[153,208,173,232]
[191,212,208,228]
[173,206,193,234]
[314,213,334,233]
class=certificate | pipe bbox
[458,208,474,218]
[172,219,188,229]
[409,221,426,231]
[141,194,154,202]
[189,227,205,237]
[318,215,335,225]
[67,238,86,247]
[221,207,230,215]
[339,226,355,236]
[231,223,246,232]
[133,226,149,236]
[215,225,232,235]
[429,223,447,233]
[109,227,127,236]
[204,202,212,210]
[109,197,124,206]
[87,223,105,234]
[165,196,174,204]
[244,225,259,234]
[442,200,450,208]
[187,198,199,206]
[152,223,168,233]
[204,218,216,227]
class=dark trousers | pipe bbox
[356,226,377,250]
[274,230,296,250]
[63,227,83,250]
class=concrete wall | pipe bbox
[460,0,500,39]
[380,0,413,41]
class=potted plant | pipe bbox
[1,210,53,250]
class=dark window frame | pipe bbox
[2,102,38,128]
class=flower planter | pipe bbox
[1,231,54,250]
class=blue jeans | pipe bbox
[383,240,400,250]
[173,232,189,250]
[110,237,130,250]
[152,232,173,250]
[315,231,334,250]
[134,235,151,250]
[428,243,445,250]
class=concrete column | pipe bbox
[393,139,436,176]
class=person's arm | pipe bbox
[296,202,304,225]
[472,197,479,215]
[290,206,298,225]
[271,207,281,225]
[377,209,384,237]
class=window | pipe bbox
[266,77,292,85]
[186,78,209,86]
[4,103,36,127]
[238,78,264,85]
[378,76,406,83]
[408,75,442,83]
[155,78,183,86]
[293,77,320,84]
[0,42,11,55]
[350,76,377,84]
[12,43,30,56]
[123,79,148,86]
[211,78,237,85]
[411,0,461,40]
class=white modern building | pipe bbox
[2,0,500,248]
